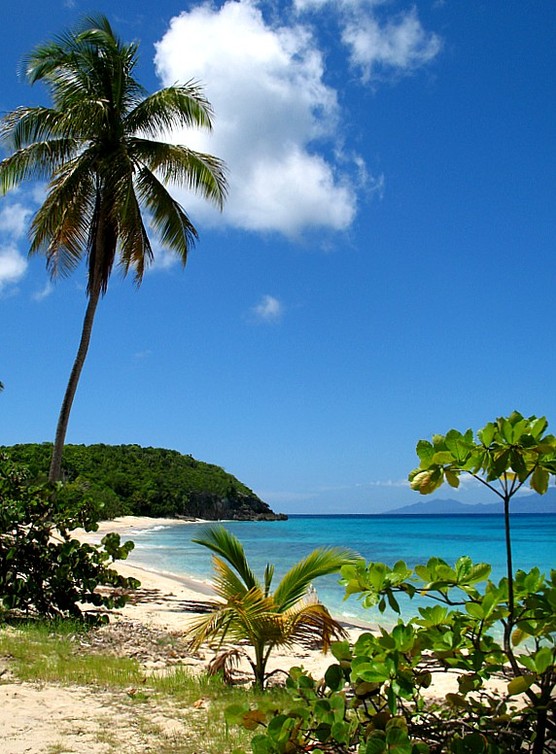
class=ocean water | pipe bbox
[124,514,556,627]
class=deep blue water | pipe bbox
[124,514,556,627]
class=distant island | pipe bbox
[387,487,556,515]
[2,443,287,522]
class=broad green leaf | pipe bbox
[250,734,274,754]
[533,647,554,674]
[531,465,549,495]
[365,735,387,754]
[530,416,548,439]
[465,601,484,619]
[224,704,251,726]
[324,663,344,691]
[415,439,434,466]
[445,469,460,488]
[478,422,496,447]
[431,451,455,465]
[331,640,352,662]
[507,675,534,695]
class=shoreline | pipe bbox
[72,516,378,679]
[77,515,376,632]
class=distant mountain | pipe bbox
[387,487,556,515]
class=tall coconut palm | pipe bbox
[0,16,227,481]
[186,526,358,690]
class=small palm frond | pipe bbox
[193,526,259,591]
[134,167,198,262]
[207,647,245,683]
[273,546,358,613]
[283,598,348,653]
[29,157,96,277]
[132,138,227,209]
[126,82,215,136]
[0,138,78,194]
[263,563,275,597]
[1,107,67,149]
[184,602,237,652]
[212,555,251,601]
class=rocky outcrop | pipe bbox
[184,490,287,521]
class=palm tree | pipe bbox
[0,16,227,481]
[185,526,357,690]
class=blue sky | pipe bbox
[1,1,555,514]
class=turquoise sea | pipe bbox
[125,514,556,627]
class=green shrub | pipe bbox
[228,413,556,753]
[0,454,139,620]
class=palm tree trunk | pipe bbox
[48,285,101,482]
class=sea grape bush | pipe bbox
[0,454,139,620]
[228,557,555,753]
[228,413,556,753]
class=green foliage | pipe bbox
[408,411,556,498]
[1,443,263,519]
[0,454,139,620]
[229,414,556,753]
[185,526,357,689]
[230,557,555,753]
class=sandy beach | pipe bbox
[73,516,370,674]
[4,516,357,753]
[0,516,480,753]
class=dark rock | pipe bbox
[184,490,287,521]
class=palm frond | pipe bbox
[29,155,96,277]
[211,555,251,601]
[110,168,153,284]
[283,599,348,652]
[126,83,215,136]
[1,107,68,148]
[132,138,227,209]
[184,603,237,652]
[273,547,358,612]
[192,526,259,590]
[0,139,78,194]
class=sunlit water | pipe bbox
[123,514,556,627]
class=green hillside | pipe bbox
[1,443,284,521]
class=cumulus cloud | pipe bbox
[252,294,283,322]
[154,0,359,237]
[0,244,28,293]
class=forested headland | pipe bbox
[2,443,286,522]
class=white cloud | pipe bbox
[0,202,32,239]
[294,0,441,82]
[342,7,442,81]
[252,294,283,322]
[32,280,54,301]
[154,0,359,237]
[0,244,28,293]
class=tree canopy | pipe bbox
[1,443,272,521]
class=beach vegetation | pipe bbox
[0,15,227,483]
[230,412,556,753]
[185,525,357,690]
[1,442,274,520]
[0,453,139,620]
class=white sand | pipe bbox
[0,516,502,753]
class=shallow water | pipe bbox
[124,514,556,626]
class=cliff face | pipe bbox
[185,490,287,521]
